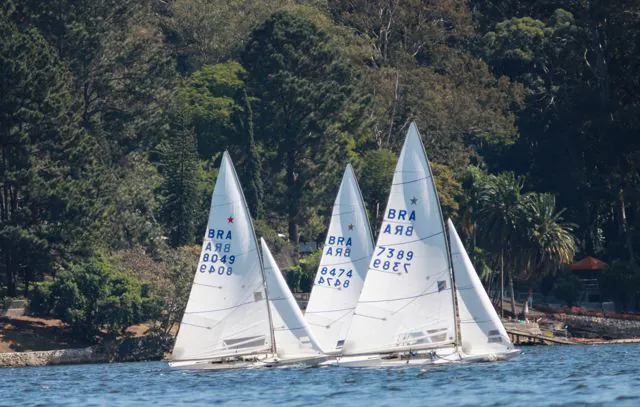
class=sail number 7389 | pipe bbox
[372,246,413,273]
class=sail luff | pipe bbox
[226,151,277,355]
[411,124,462,349]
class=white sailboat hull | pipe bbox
[320,347,521,368]
[169,354,330,370]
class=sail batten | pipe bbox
[305,164,375,353]
[343,122,457,356]
[171,152,273,362]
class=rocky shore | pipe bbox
[0,347,108,368]
[557,314,640,339]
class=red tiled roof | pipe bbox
[570,256,608,271]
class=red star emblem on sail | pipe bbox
[227,216,234,223]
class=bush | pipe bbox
[31,255,152,340]
[285,249,322,292]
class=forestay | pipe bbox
[172,152,273,362]
[447,219,513,355]
[305,164,374,353]
[261,239,325,359]
[343,122,457,356]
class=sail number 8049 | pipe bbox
[316,267,353,288]
[199,253,236,275]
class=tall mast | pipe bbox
[225,151,277,354]
[414,126,463,348]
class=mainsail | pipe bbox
[172,152,274,362]
[447,219,513,355]
[261,238,325,359]
[305,164,374,353]
[343,122,458,355]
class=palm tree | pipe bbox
[477,172,524,318]
[517,193,578,317]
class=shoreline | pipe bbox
[2,338,640,368]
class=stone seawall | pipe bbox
[0,347,108,368]
[557,314,640,339]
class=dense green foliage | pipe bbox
[2,0,640,330]
[30,256,152,339]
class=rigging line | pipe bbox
[273,325,308,332]
[459,319,494,324]
[318,254,371,266]
[305,306,356,314]
[186,280,264,315]
[193,282,223,289]
[358,268,450,305]
[371,230,444,248]
[391,174,432,186]
[185,300,256,314]
[306,309,354,328]
[208,196,242,206]
[330,209,357,217]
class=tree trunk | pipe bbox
[6,251,16,297]
[508,269,517,318]
[619,188,637,270]
[285,150,299,263]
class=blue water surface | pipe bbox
[1,344,639,406]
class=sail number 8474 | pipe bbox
[316,267,353,288]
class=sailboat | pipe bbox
[260,238,328,365]
[169,152,277,370]
[337,122,460,367]
[447,219,520,362]
[304,164,375,354]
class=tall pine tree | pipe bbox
[162,110,199,247]
[242,11,361,258]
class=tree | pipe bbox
[242,11,364,258]
[32,255,151,339]
[477,172,524,317]
[359,149,397,230]
[0,16,87,296]
[179,61,264,218]
[161,110,199,247]
[517,192,578,317]
[10,0,175,154]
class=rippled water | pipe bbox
[1,344,639,406]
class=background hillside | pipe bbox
[1,0,639,343]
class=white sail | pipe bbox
[304,164,375,353]
[447,219,513,355]
[260,238,325,359]
[172,152,273,362]
[343,122,458,356]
